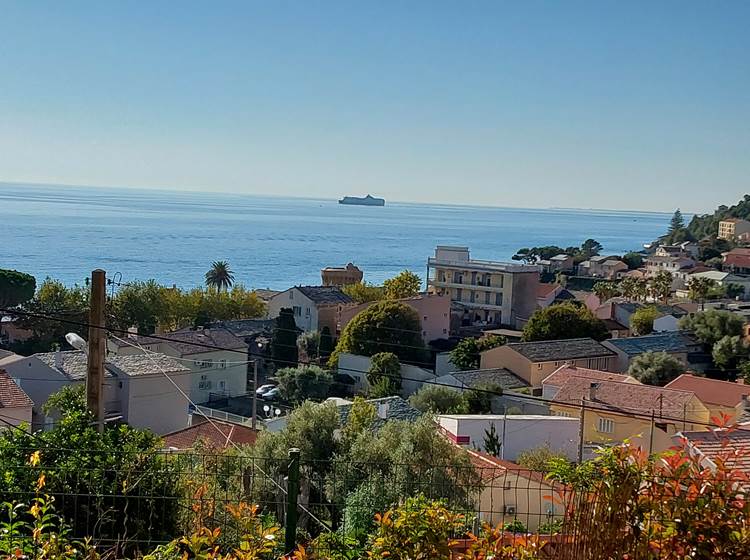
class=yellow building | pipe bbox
[665,373,750,424]
[321,263,363,286]
[718,218,750,240]
[426,246,539,330]
[550,377,711,455]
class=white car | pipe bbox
[256,384,277,398]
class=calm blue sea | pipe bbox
[1,183,671,291]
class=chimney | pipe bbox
[589,382,600,402]
[54,350,63,370]
[377,401,390,420]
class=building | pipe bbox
[538,254,575,274]
[723,248,750,275]
[578,256,628,279]
[336,352,436,397]
[480,338,616,387]
[466,450,566,532]
[718,218,750,240]
[550,377,710,455]
[1,350,191,434]
[321,263,363,287]
[426,246,540,330]
[665,374,750,423]
[541,365,639,400]
[644,255,695,282]
[685,270,750,298]
[0,317,32,346]
[339,293,450,342]
[434,368,528,392]
[0,369,33,430]
[676,428,750,475]
[602,332,702,372]
[267,286,354,333]
[654,242,699,259]
[162,419,258,451]
[108,328,249,406]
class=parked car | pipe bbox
[256,384,276,398]
[262,387,281,401]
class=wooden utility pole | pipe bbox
[87,269,106,432]
[577,399,586,463]
[251,359,258,431]
[648,409,656,455]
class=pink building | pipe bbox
[339,293,451,342]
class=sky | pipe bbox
[0,1,748,212]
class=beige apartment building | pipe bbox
[426,246,539,330]
[718,218,750,240]
[321,263,363,286]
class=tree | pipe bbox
[319,326,335,359]
[331,300,425,366]
[678,309,745,346]
[383,270,421,299]
[627,351,684,386]
[648,270,673,304]
[622,252,644,270]
[580,239,603,258]
[297,330,321,362]
[367,352,401,395]
[630,306,660,336]
[465,382,503,414]
[669,208,685,235]
[341,282,386,304]
[522,302,609,342]
[449,335,506,370]
[409,385,469,414]
[516,445,569,473]
[0,269,36,308]
[204,260,235,291]
[592,281,619,303]
[271,308,299,368]
[483,423,502,457]
[275,365,333,404]
[686,276,717,310]
[712,335,749,371]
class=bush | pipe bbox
[522,302,609,342]
[409,385,469,414]
[627,350,684,386]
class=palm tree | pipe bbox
[205,261,235,292]
[687,276,716,310]
[620,277,637,302]
[593,281,619,303]
[649,271,673,304]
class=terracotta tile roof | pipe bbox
[162,420,258,450]
[505,338,615,363]
[723,249,750,269]
[679,429,750,474]
[536,284,559,298]
[465,449,551,486]
[553,377,697,417]
[0,369,33,408]
[666,374,750,408]
[542,365,637,388]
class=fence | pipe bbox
[0,445,748,558]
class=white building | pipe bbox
[337,352,437,397]
[267,286,354,333]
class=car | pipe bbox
[262,387,281,401]
[255,384,276,398]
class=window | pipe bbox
[219,359,227,369]
[555,410,572,418]
[198,375,212,390]
[598,418,615,433]
[456,288,462,300]
[495,293,503,306]
[443,328,447,334]
[305,307,311,317]
[198,359,213,369]
[293,305,302,316]
[218,380,226,391]
[485,292,491,304]
[289,291,293,299]
[537,363,543,369]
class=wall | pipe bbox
[0,405,33,430]
[337,352,436,398]
[509,272,541,329]
[435,352,458,376]
[123,372,192,434]
[266,288,318,331]
[653,315,680,332]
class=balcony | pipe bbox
[427,256,539,274]
[428,278,505,293]
[454,301,504,311]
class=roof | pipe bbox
[110,328,248,355]
[665,374,750,408]
[689,270,730,282]
[604,332,698,356]
[0,369,33,408]
[504,338,615,363]
[724,249,750,269]
[550,254,572,261]
[0,349,16,359]
[296,286,354,305]
[465,449,551,485]
[614,302,688,317]
[554,377,697,417]
[679,429,750,473]
[208,319,275,338]
[720,218,750,224]
[253,289,280,301]
[602,319,628,331]
[338,396,421,428]
[536,283,559,298]
[542,365,636,388]
[449,368,528,390]
[35,350,190,381]
[162,419,258,450]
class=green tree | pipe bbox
[449,335,505,370]
[622,252,644,270]
[297,330,321,361]
[109,279,168,334]
[331,300,425,366]
[592,281,619,302]
[367,352,401,395]
[341,282,386,303]
[669,208,685,235]
[712,335,749,371]
[409,385,469,414]
[465,382,503,413]
[678,309,745,346]
[204,260,235,291]
[686,276,717,310]
[648,270,673,304]
[319,326,335,359]
[483,423,502,457]
[275,365,333,404]
[627,351,684,386]
[383,270,421,299]
[630,306,660,336]
[522,302,609,342]
[0,269,36,308]
[516,445,569,473]
[271,308,299,368]
[580,238,603,258]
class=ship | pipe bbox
[338,194,385,207]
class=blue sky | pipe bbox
[1,1,748,211]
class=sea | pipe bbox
[1,183,672,291]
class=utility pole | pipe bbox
[648,409,656,455]
[501,406,507,460]
[87,269,106,432]
[251,359,258,430]
[577,399,586,463]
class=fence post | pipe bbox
[285,447,301,553]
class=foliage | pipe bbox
[712,335,749,371]
[627,351,685,386]
[271,308,299,368]
[383,270,421,300]
[205,260,235,292]
[648,270,673,304]
[502,519,528,534]
[686,276,717,309]
[367,495,466,560]
[662,208,693,244]
[621,251,644,270]
[620,276,649,302]
[537,518,564,534]
[678,309,745,346]
[465,382,503,414]
[483,423,502,457]
[462,523,541,560]
[341,282,385,304]
[297,330,321,362]
[683,194,750,239]
[516,445,568,473]
[275,366,333,404]
[0,269,36,308]
[449,335,506,370]
[409,385,469,414]
[630,306,660,336]
[592,281,618,302]
[319,327,335,359]
[522,302,609,342]
[367,352,401,395]
[511,239,602,264]
[330,301,425,367]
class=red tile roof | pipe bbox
[0,369,32,409]
[465,449,551,486]
[536,284,559,298]
[162,420,258,450]
[680,429,750,474]
[723,248,750,269]
[542,365,636,388]
[666,374,749,408]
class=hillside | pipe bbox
[686,194,750,239]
